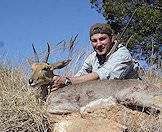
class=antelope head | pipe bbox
[28,43,71,87]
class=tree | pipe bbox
[89,0,162,69]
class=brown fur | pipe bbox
[29,44,162,115]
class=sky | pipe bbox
[0,0,105,64]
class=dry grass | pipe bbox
[138,68,162,88]
[0,64,48,132]
[0,63,161,132]
[0,36,87,132]
[0,36,161,131]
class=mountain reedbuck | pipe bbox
[28,43,71,100]
[29,44,162,115]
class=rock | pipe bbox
[48,104,160,132]
[53,118,127,132]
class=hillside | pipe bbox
[0,64,161,132]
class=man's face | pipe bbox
[90,33,113,56]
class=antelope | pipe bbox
[28,43,71,100]
[29,44,162,115]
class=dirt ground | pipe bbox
[47,104,160,132]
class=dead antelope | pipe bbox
[28,44,162,115]
[28,43,71,99]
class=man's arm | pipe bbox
[52,72,99,88]
[70,72,99,84]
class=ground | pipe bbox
[47,104,160,132]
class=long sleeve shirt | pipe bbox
[75,44,139,80]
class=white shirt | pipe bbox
[75,44,139,80]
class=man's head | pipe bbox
[89,23,114,56]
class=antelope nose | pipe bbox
[29,79,33,85]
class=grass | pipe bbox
[0,63,48,132]
[1,64,160,132]
[0,36,161,131]
[0,36,87,132]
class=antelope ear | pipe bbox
[50,59,71,70]
[27,59,34,65]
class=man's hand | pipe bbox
[50,72,99,91]
[50,76,72,91]
[52,76,66,88]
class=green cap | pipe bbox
[89,23,113,37]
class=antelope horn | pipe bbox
[32,44,39,62]
[44,43,50,63]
